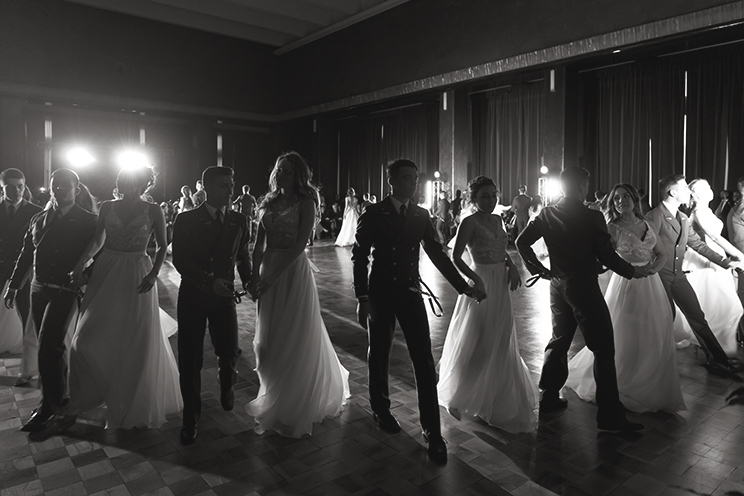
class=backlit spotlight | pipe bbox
[115,149,150,170]
[66,147,95,167]
[540,165,549,175]
[433,171,441,179]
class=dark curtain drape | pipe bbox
[583,44,744,204]
[471,82,545,201]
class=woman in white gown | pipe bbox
[247,151,350,438]
[674,179,743,355]
[334,188,360,247]
[566,183,685,413]
[67,166,182,429]
[437,176,538,433]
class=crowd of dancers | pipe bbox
[0,156,743,465]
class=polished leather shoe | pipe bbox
[423,431,447,464]
[373,412,401,433]
[20,409,51,433]
[539,394,568,413]
[14,374,36,386]
[29,414,76,442]
[220,387,235,411]
[705,361,743,377]
[180,426,198,445]
[597,419,644,432]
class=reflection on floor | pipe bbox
[1,239,743,496]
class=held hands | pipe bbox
[463,286,486,303]
[212,278,235,298]
[3,288,16,310]
[138,271,158,294]
[357,300,370,330]
[507,265,522,291]
[729,260,743,272]
[70,263,86,288]
[631,264,650,279]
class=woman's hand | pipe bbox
[255,276,276,298]
[507,265,522,291]
[138,271,158,294]
[70,262,87,288]
[473,276,486,297]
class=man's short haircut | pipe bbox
[659,174,686,199]
[242,184,250,193]
[518,185,527,193]
[386,159,417,179]
[0,168,25,184]
[737,176,744,189]
[559,166,590,191]
[202,166,233,187]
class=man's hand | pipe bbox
[3,288,16,310]
[729,260,743,272]
[212,278,235,298]
[357,300,370,330]
[507,266,522,291]
[463,286,486,303]
[631,265,649,279]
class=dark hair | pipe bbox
[559,167,590,192]
[467,176,498,203]
[737,176,744,189]
[202,166,233,188]
[604,183,642,224]
[0,168,25,184]
[386,159,417,179]
[347,187,355,197]
[51,168,80,187]
[530,195,543,209]
[257,151,320,217]
[116,166,155,198]
[518,185,527,193]
[659,174,685,199]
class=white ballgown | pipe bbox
[673,211,742,356]
[335,199,359,247]
[247,202,350,438]
[0,280,23,354]
[68,206,183,429]
[437,216,539,433]
[566,222,685,413]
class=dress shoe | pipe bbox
[20,409,51,433]
[539,394,568,413]
[220,387,235,411]
[180,426,198,445]
[29,414,76,442]
[14,375,35,386]
[372,412,401,433]
[422,431,447,464]
[705,361,742,377]
[597,419,644,432]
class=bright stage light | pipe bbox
[115,149,150,170]
[544,178,562,203]
[540,165,549,175]
[66,147,95,167]
[433,170,441,179]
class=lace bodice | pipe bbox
[103,205,152,253]
[467,217,508,264]
[612,221,656,264]
[262,202,300,249]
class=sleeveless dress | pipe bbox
[247,201,350,438]
[673,209,743,356]
[566,221,685,413]
[437,216,539,433]
[335,198,359,247]
[68,205,183,429]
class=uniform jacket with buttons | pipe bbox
[351,195,469,298]
[9,204,97,289]
[645,202,729,275]
[0,199,42,282]
[171,203,252,294]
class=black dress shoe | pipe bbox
[597,419,644,432]
[705,361,742,377]
[29,414,76,442]
[373,412,401,433]
[539,395,568,413]
[180,426,198,445]
[422,431,447,464]
[20,409,51,433]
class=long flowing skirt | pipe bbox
[0,280,23,354]
[566,271,685,413]
[247,250,350,438]
[437,262,538,433]
[68,249,183,429]
[335,208,359,247]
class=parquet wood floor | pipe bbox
[1,240,743,495]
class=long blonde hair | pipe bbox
[257,151,320,217]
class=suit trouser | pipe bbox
[539,277,624,423]
[736,271,744,343]
[516,216,530,235]
[30,284,78,417]
[177,284,241,428]
[14,280,39,377]
[367,285,440,435]
[658,270,728,363]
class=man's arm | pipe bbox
[8,221,37,290]
[686,221,730,268]
[350,208,373,299]
[421,214,469,294]
[236,214,252,287]
[591,213,635,279]
[515,217,549,276]
[171,213,216,292]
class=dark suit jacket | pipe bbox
[516,197,634,280]
[511,194,532,220]
[646,202,728,275]
[0,200,42,282]
[727,201,744,251]
[9,204,97,289]
[351,196,468,298]
[172,204,252,294]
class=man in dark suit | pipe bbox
[646,174,743,375]
[4,169,97,434]
[517,166,645,432]
[727,178,744,342]
[172,166,252,445]
[511,185,532,235]
[0,169,42,384]
[352,159,481,464]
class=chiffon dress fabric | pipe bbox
[335,199,359,247]
[68,205,183,429]
[247,201,350,438]
[566,221,685,413]
[0,280,23,354]
[673,211,743,356]
[437,216,539,433]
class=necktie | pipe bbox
[215,209,223,227]
[7,205,15,221]
[399,203,407,224]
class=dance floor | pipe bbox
[1,240,744,496]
